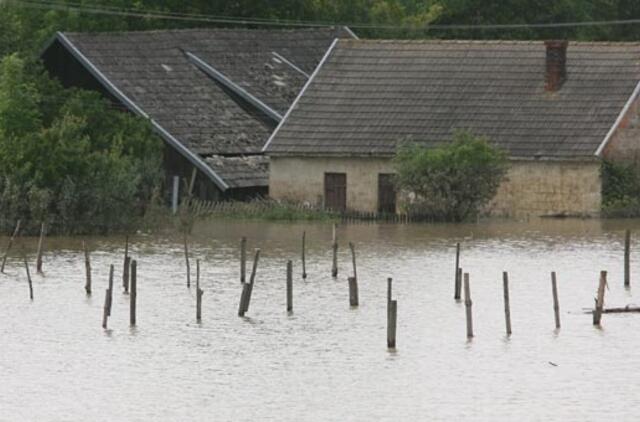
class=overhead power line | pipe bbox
[8,0,640,31]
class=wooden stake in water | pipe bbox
[102,288,110,329]
[624,230,630,288]
[349,242,357,281]
[593,270,607,326]
[83,241,91,295]
[302,231,307,279]
[240,237,247,283]
[464,273,474,338]
[130,260,137,326]
[238,249,260,317]
[184,234,191,288]
[35,222,45,274]
[107,264,114,317]
[1,219,21,273]
[348,276,359,307]
[23,256,33,301]
[454,242,460,299]
[387,277,393,304]
[196,259,203,322]
[387,299,397,349]
[503,271,512,336]
[551,271,561,329]
[331,224,338,278]
[286,260,293,312]
[123,256,130,293]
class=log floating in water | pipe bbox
[1,219,21,273]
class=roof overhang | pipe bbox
[50,32,230,191]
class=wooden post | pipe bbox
[349,242,357,281]
[387,299,397,349]
[454,268,462,301]
[240,237,247,283]
[286,260,293,312]
[331,223,338,278]
[83,241,91,295]
[24,256,33,301]
[301,231,307,279]
[238,249,260,317]
[172,175,180,214]
[387,277,392,304]
[503,272,512,336]
[551,271,561,329]
[348,276,359,307]
[1,219,21,273]
[107,264,114,317]
[593,270,607,326]
[464,273,474,338]
[184,234,191,288]
[102,289,110,329]
[196,259,203,322]
[624,230,630,288]
[454,242,460,299]
[35,222,45,274]
[123,256,130,293]
[130,260,137,326]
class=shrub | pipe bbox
[393,130,509,221]
[601,160,640,218]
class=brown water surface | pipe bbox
[0,218,638,421]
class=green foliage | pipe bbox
[601,160,640,218]
[393,131,509,221]
[0,54,163,234]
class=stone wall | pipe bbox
[269,156,602,217]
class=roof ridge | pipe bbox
[339,38,640,47]
[63,26,346,37]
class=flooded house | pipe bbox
[264,39,640,217]
[40,27,356,200]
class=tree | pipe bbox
[393,130,509,221]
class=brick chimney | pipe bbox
[545,40,568,92]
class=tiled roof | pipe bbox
[204,155,268,189]
[61,27,353,156]
[265,39,640,159]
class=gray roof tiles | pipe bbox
[265,39,640,159]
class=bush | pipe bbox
[0,54,163,234]
[393,130,509,221]
[601,160,640,218]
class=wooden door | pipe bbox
[378,174,396,214]
[324,173,347,211]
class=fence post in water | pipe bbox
[331,224,338,278]
[240,237,247,283]
[35,222,45,274]
[625,230,630,288]
[348,276,359,307]
[238,249,260,317]
[302,231,307,279]
[387,299,397,349]
[83,241,91,295]
[107,264,114,317]
[286,260,293,312]
[23,256,33,301]
[130,260,137,326]
[455,268,463,301]
[349,242,357,281]
[503,272,512,336]
[123,256,130,293]
[1,219,21,273]
[593,270,607,326]
[172,175,180,214]
[184,234,191,288]
[196,259,203,322]
[387,277,392,304]
[551,271,561,329]
[102,289,110,329]
[464,273,474,338]
[454,242,460,299]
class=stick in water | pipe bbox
[551,271,561,329]
[83,241,91,295]
[35,222,45,274]
[196,259,203,322]
[1,219,21,273]
[331,224,338,278]
[184,234,191,288]
[24,255,33,301]
[301,231,307,279]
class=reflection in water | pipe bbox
[0,218,638,421]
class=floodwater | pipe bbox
[1,218,639,421]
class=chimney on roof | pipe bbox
[544,40,568,92]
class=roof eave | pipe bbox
[595,79,640,158]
